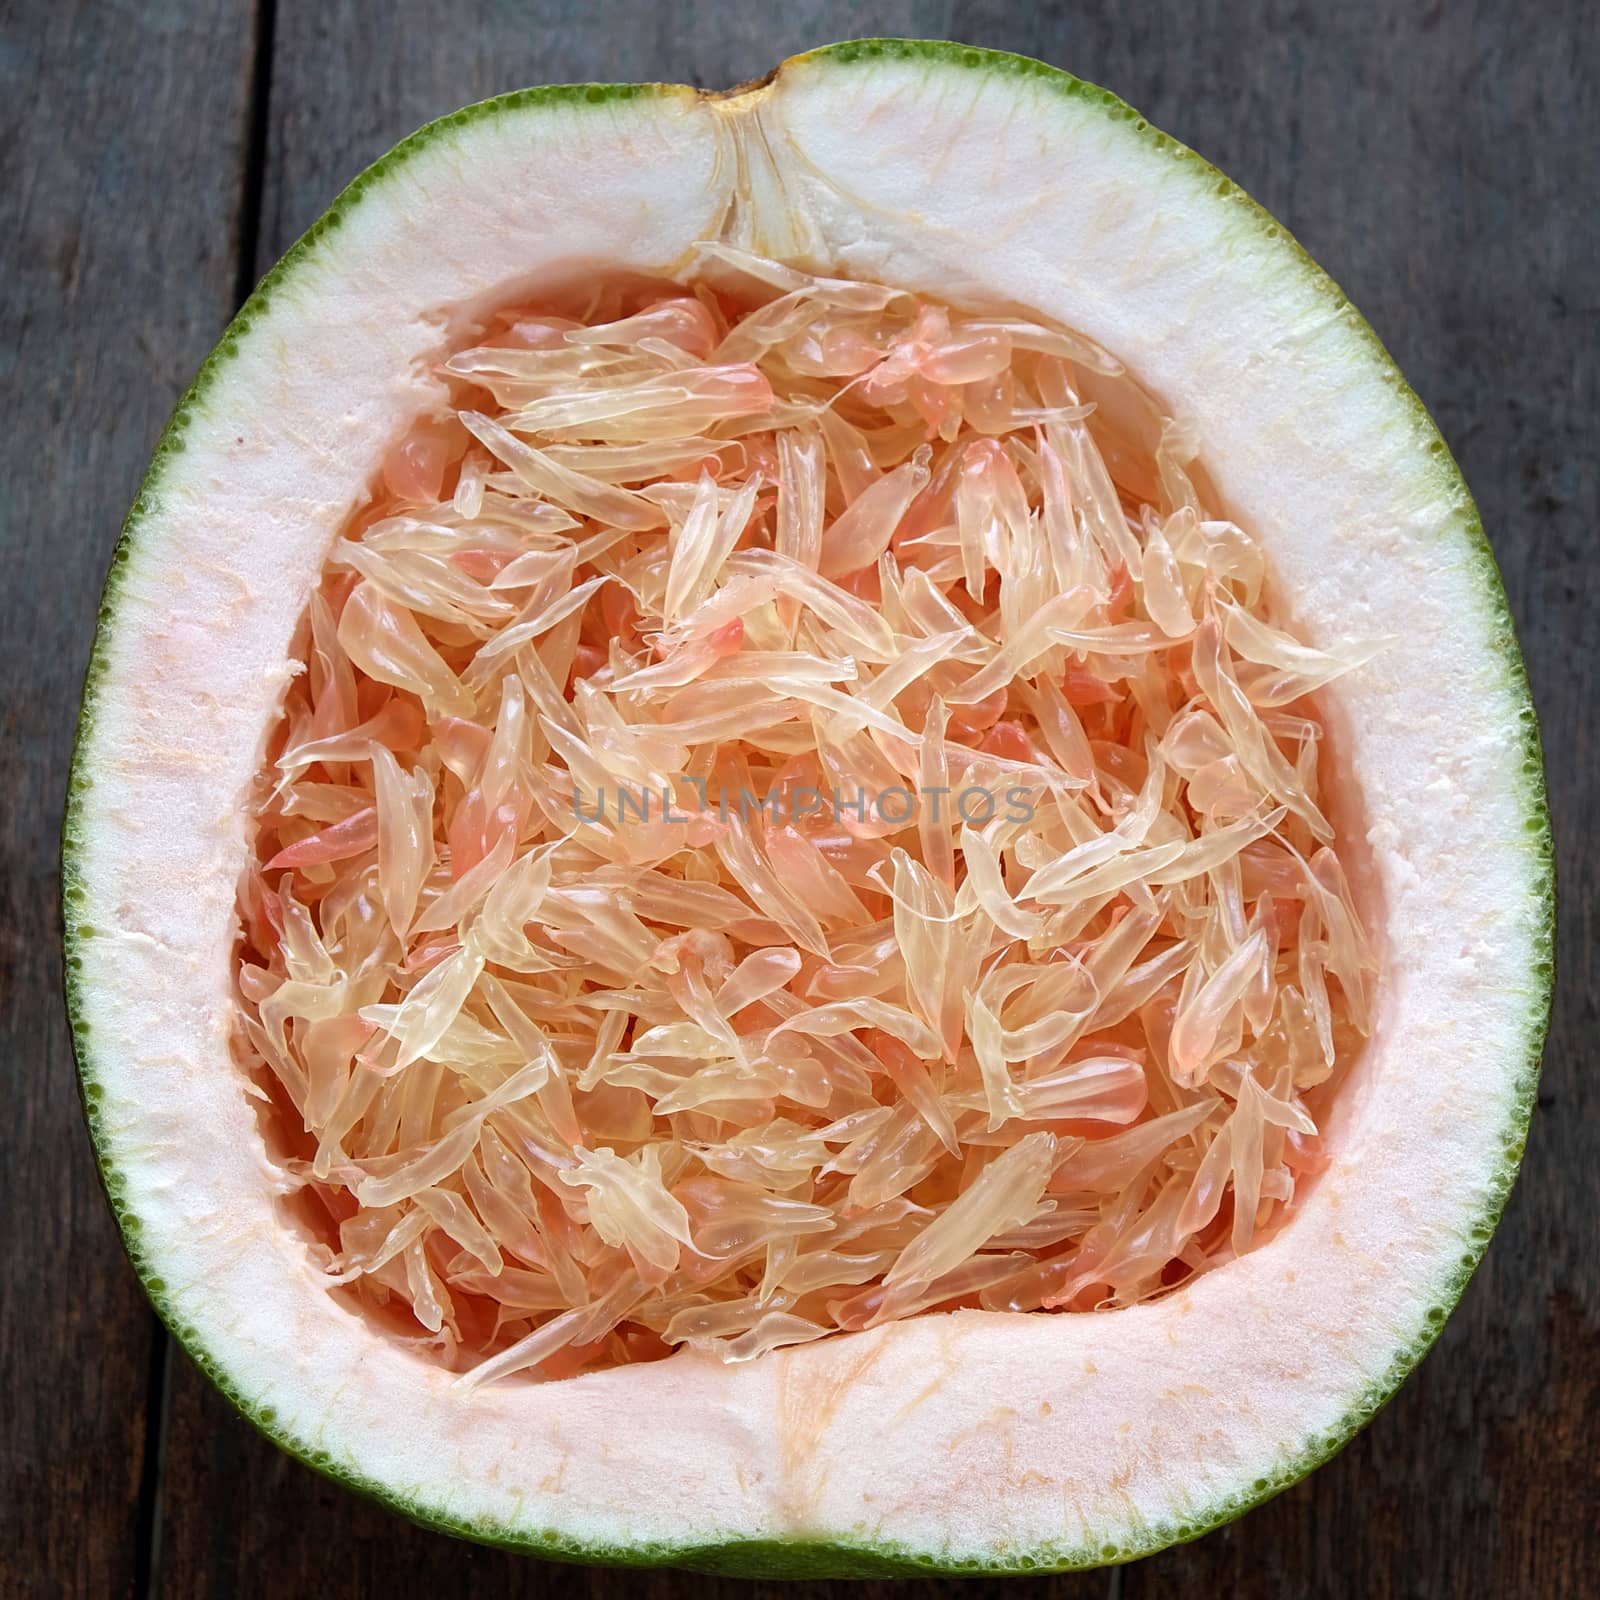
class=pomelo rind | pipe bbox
[61,39,1553,1575]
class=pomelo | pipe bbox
[64,40,1552,1575]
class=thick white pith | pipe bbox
[67,50,1547,1566]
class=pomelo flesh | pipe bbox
[233,255,1377,1385]
[64,41,1552,1574]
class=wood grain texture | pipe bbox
[0,2,260,1597]
[5,0,1594,1595]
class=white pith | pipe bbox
[69,52,1545,1564]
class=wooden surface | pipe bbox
[2,2,1595,1595]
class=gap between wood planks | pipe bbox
[134,2,277,1594]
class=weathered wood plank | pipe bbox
[0,1,262,1595]
[136,1,1597,1595]
[1102,4,1600,1596]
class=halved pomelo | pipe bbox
[64,40,1552,1575]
